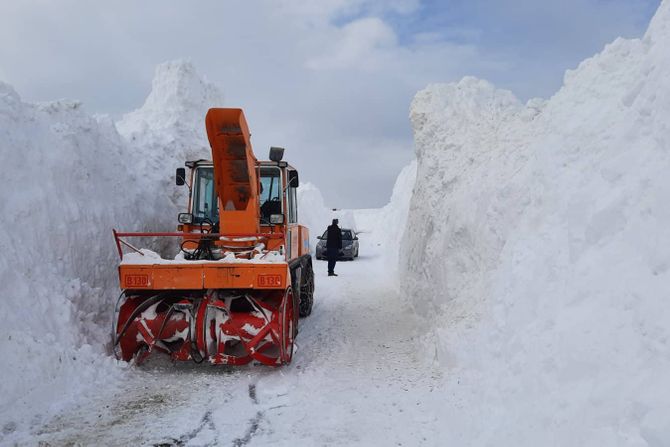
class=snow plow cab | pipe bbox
[112,108,314,366]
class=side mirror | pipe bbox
[354,236,358,240]
[176,168,186,186]
[317,236,322,240]
[288,170,299,188]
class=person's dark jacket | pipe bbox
[326,224,342,250]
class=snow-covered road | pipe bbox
[32,237,441,446]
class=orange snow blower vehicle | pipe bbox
[112,108,314,366]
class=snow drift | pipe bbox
[402,1,670,445]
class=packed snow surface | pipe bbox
[401,1,670,444]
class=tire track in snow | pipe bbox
[232,411,263,447]
[155,408,218,447]
[231,383,264,446]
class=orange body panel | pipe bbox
[119,263,289,291]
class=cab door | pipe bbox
[286,169,300,261]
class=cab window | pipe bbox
[259,167,282,224]
[192,167,218,224]
[288,171,298,224]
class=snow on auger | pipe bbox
[112,108,314,366]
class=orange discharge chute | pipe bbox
[205,108,260,234]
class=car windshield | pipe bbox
[321,229,353,240]
[192,167,218,224]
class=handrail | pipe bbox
[112,229,284,260]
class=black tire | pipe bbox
[299,260,315,317]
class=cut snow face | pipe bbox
[0,61,227,435]
[401,1,670,444]
[0,82,138,431]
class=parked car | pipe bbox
[315,228,359,260]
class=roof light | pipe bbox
[269,146,285,162]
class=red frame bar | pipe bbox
[112,229,285,260]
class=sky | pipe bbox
[0,0,661,208]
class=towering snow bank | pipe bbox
[0,84,140,431]
[402,0,670,444]
[297,182,333,249]
[0,61,225,438]
[117,60,225,211]
[402,78,536,318]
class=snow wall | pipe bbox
[297,182,333,253]
[401,1,670,445]
[0,86,148,429]
[353,160,417,272]
[0,60,334,436]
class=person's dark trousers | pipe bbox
[327,247,339,275]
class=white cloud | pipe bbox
[0,0,659,207]
[305,18,398,70]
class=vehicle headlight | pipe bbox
[270,214,284,224]
[178,213,193,224]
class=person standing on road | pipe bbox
[326,218,342,276]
